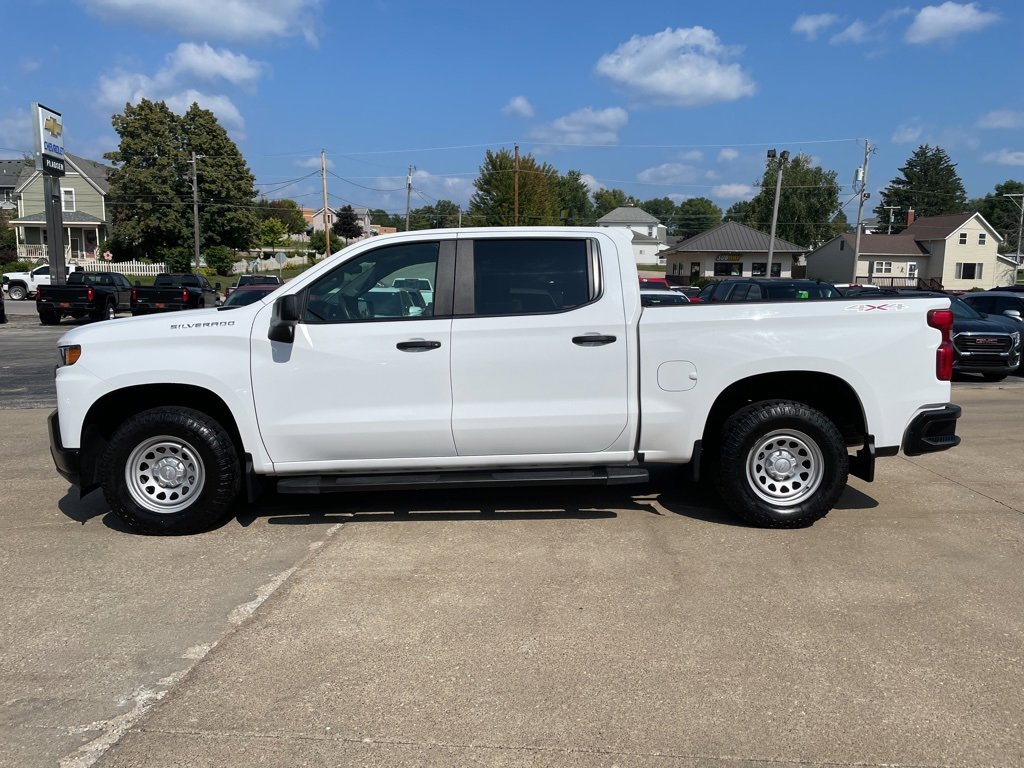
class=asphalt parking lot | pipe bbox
[1,298,1023,767]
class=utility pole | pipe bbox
[883,204,899,235]
[513,143,520,226]
[852,139,873,282]
[1002,193,1024,271]
[765,148,789,277]
[190,152,201,272]
[321,149,330,259]
[405,165,415,231]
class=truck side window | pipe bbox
[303,242,440,323]
[472,239,593,316]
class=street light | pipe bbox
[766,149,789,278]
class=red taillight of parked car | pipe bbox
[928,308,954,381]
[130,288,138,303]
[182,288,189,304]
[86,286,95,303]
[36,287,43,302]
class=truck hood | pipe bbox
[954,315,1020,334]
[57,305,255,347]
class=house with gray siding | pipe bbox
[8,154,111,261]
[596,204,668,265]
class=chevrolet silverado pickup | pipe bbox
[48,227,961,534]
[3,263,84,300]
[36,271,133,324]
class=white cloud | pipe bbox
[717,148,739,162]
[792,13,840,40]
[636,163,699,185]
[831,21,871,44]
[580,174,603,194]
[891,123,924,144]
[530,107,628,146]
[977,110,1024,129]
[166,43,263,87]
[19,58,40,74]
[905,2,999,44]
[711,183,755,199]
[595,27,756,107]
[678,149,703,162]
[501,96,534,119]
[296,155,332,170]
[982,149,1024,166]
[81,0,322,44]
[164,90,246,134]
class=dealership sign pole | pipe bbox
[32,103,67,285]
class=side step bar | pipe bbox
[275,466,649,495]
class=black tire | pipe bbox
[92,302,116,321]
[715,400,848,528]
[981,373,1007,382]
[39,310,61,325]
[101,407,240,535]
[8,284,27,301]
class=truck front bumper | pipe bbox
[48,410,81,485]
[902,404,961,456]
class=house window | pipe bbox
[61,188,75,213]
[873,261,893,275]
[713,262,743,277]
[908,262,918,279]
[690,262,701,279]
[955,262,984,280]
[979,233,987,246]
[958,232,968,245]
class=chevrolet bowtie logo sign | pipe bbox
[43,116,62,138]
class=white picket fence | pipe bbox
[76,259,167,276]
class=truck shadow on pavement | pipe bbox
[56,467,879,534]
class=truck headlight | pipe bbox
[1012,331,1021,348]
[58,345,81,367]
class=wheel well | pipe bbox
[79,384,242,490]
[703,372,867,449]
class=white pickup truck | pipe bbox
[48,227,961,534]
[3,263,84,300]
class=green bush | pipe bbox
[1,260,35,274]
[163,247,193,273]
[203,245,236,275]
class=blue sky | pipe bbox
[3,0,1022,224]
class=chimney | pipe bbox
[906,208,915,227]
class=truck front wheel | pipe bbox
[8,284,27,301]
[716,400,848,528]
[101,407,240,534]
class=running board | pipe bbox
[275,466,649,495]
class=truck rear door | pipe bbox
[449,235,631,457]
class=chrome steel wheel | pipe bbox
[124,435,206,515]
[745,428,823,508]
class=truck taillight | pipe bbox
[86,286,95,302]
[131,288,137,302]
[928,308,954,381]
[36,287,43,302]
[182,288,189,304]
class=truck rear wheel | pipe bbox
[716,400,848,528]
[92,302,116,321]
[8,284,27,301]
[39,310,61,325]
[101,407,240,535]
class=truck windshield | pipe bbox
[154,275,200,287]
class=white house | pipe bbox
[596,204,668,266]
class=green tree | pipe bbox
[469,148,560,226]
[369,208,403,230]
[332,204,363,243]
[675,197,722,238]
[724,200,753,224]
[556,170,595,224]
[874,145,968,233]
[256,198,306,235]
[0,210,16,253]
[973,179,1024,254]
[746,153,841,247]
[592,188,637,219]
[257,217,287,249]
[308,229,330,255]
[105,99,258,261]
[203,245,236,275]
[181,103,259,251]
[640,197,678,230]
[105,99,191,261]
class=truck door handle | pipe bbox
[396,339,442,352]
[572,334,617,347]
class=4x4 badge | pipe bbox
[844,302,908,312]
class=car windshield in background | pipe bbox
[223,287,276,307]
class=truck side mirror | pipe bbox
[214,282,221,291]
[1004,309,1022,321]
[268,294,300,343]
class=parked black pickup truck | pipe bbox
[36,271,133,325]
[130,273,221,316]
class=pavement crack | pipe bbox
[900,456,1024,515]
